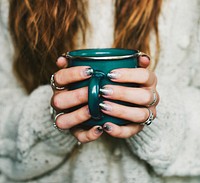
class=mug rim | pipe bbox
[66,48,140,60]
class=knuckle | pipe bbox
[140,109,149,122]
[54,71,64,85]
[76,88,87,104]
[85,133,94,142]
[55,115,65,129]
[75,133,85,143]
[75,108,88,122]
[143,90,152,105]
[52,94,61,109]
[125,130,135,138]
[76,136,85,143]
[75,130,96,144]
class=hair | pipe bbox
[9,0,162,94]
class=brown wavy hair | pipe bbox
[9,0,162,94]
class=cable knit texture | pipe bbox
[0,0,200,183]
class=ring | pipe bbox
[50,107,67,132]
[148,90,157,107]
[141,108,154,126]
[50,74,65,90]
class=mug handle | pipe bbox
[88,70,105,120]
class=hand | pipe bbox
[99,57,159,138]
[51,64,104,143]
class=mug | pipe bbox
[65,48,141,128]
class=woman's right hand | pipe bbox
[51,61,104,143]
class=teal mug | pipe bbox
[65,48,142,128]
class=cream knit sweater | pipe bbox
[0,0,200,183]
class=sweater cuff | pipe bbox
[125,85,186,175]
[16,85,77,156]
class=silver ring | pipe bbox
[53,112,65,131]
[148,90,157,107]
[50,74,65,90]
[141,108,154,126]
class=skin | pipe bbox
[51,56,159,143]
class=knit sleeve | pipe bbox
[0,7,77,181]
[125,0,200,176]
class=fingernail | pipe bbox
[56,56,67,68]
[139,52,151,60]
[99,102,112,111]
[100,87,113,96]
[104,124,112,132]
[83,68,93,77]
[94,126,103,134]
[107,71,120,79]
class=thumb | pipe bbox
[56,56,68,68]
[138,54,151,68]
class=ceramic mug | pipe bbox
[65,48,142,128]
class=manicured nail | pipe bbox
[94,126,103,134]
[104,124,112,132]
[107,71,120,79]
[99,102,112,111]
[100,87,113,96]
[139,52,151,60]
[83,68,93,77]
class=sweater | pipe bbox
[0,0,200,183]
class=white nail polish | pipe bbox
[107,71,120,79]
[100,88,113,96]
[83,68,93,77]
[99,103,112,111]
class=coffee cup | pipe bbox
[65,48,142,128]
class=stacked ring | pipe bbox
[142,108,154,126]
[148,90,157,107]
[50,74,65,90]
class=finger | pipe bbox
[54,66,93,86]
[103,122,144,138]
[108,68,157,86]
[56,56,68,68]
[100,85,159,107]
[99,101,156,123]
[51,87,88,110]
[138,55,150,68]
[55,105,91,129]
[71,126,103,143]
